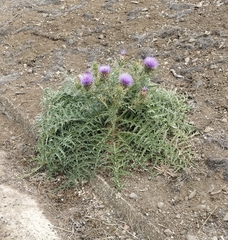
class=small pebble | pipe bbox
[210,189,222,195]
[189,38,196,42]
[208,184,215,193]
[188,189,197,200]
[129,193,138,200]
[185,57,190,64]
[212,237,218,240]
[204,126,214,133]
[196,204,207,211]
[221,118,227,123]
[164,228,173,236]
[186,234,199,240]
[223,212,228,221]
[157,202,164,209]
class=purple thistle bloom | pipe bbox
[142,86,148,92]
[121,50,126,56]
[141,86,148,96]
[119,73,133,87]
[144,57,158,69]
[98,65,111,75]
[80,71,93,86]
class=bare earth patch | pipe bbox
[0,0,228,239]
[0,181,59,239]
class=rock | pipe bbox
[185,57,190,65]
[210,189,222,195]
[196,204,207,211]
[195,80,204,88]
[123,224,130,230]
[98,34,104,39]
[157,202,164,209]
[205,31,211,35]
[129,193,138,200]
[204,126,214,133]
[170,69,184,78]
[164,228,173,236]
[221,118,227,123]
[188,189,197,200]
[140,47,155,59]
[189,38,196,43]
[208,184,215,193]
[42,13,48,18]
[0,73,20,85]
[186,234,199,240]
[212,237,218,240]
[195,1,203,8]
[223,212,228,221]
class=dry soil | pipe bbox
[0,0,228,239]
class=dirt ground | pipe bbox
[0,0,228,239]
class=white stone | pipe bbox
[157,202,165,209]
[129,192,138,199]
[223,212,228,221]
[164,228,173,236]
[186,234,199,240]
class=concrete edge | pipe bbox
[0,95,37,139]
[93,175,162,240]
[0,94,163,240]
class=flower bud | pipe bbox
[141,86,148,96]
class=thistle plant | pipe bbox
[35,53,193,189]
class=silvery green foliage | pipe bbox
[35,57,193,189]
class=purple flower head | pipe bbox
[121,50,126,56]
[80,71,93,86]
[141,86,148,96]
[98,65,111,75]
[144,57,158,69]
[119,73,133,87]
[142,86,148,92]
